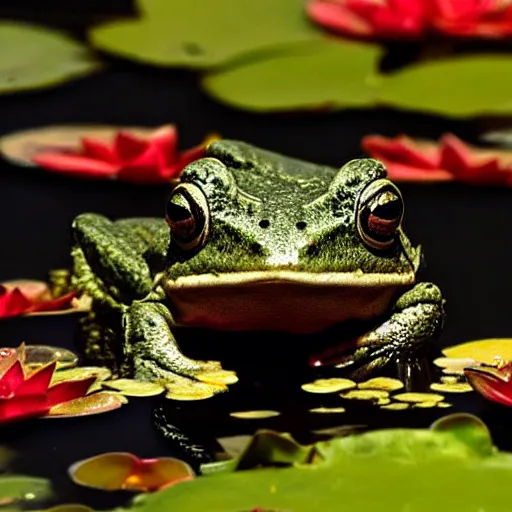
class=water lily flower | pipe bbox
[31,125,216,184]
[68,452,194,492]
[465,360,512,407]
[0,347,95,424]
[362,133,512,186]
[0,280,78,320]
[307,0,512,41]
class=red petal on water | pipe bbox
[307,2,374,36]
[33,153,119,178]
[0,395,50,423]
[15,362,56,397]
[0,361,25,397]
[117,145,166,184]
[1,280,50,303]
[30,292,76,313]
[81,138,118,163]
[465,367,512,407]
[362,135,440,169]
[46,377,96,408]
[381,161,455,182]
[149,125,178,168]
[0,288,32,318]
[114,132,148,162]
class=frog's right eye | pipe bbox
[166,183,210,252]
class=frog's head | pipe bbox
[163,140,421,286]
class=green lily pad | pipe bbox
[202,40,380,111]
[378,55,512,118]
[0,475,52,505]
[89,0,323,69]
[121,416,512,512]
[0,22,101,94]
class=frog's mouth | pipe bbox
[163,270,416,334]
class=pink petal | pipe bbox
[114,132,148,162]
[0,395,50,423]
[0,361,25,397]
[30,292,76,313]
[1,280,50,303]
[32,153,119,178]
[81,138,118,163]
[15,362,56,397]
[382,161,455,182]
[45,377,96,408]
[0,288,32,318]
[362,135,440,169]
[465,368,512,407]
[149,125,178,168]
[307,2,374,36]
[117,145,167,184]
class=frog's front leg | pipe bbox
[322,283,445,390]
[122,301,234,395]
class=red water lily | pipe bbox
[362,133,512,186]
[307,0,512,41]
[0,280,77,320]
[32,125,213,184]
[68,452,194,492]
[0,347,95,424]
[465,361,512,407]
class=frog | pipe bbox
[70,140,445,395]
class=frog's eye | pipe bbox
[357,179,404,250]
[166,183,209,252]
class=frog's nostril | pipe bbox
[259,219,270,229]
[296,221,307,231]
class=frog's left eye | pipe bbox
[357,179,404,250]
[166,183,209,252]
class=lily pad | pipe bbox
[0,21,100,94]
[45,391,126,418]
[442,338,512,365]
[103,379,165,397]
[378,55,512,118]
[0,476,52,505]
[202,40,381,111]
[89,0,323,69]
[301,378,356,394]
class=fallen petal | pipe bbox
[45,391,126,417]
[45,377,96,408]
[0,288,32,318]
[464,367,512,407]
[32,153,118,178]
[1,280,50,302]
[123,458,194,492]
[29,292,76,313]
[69,452,138,490]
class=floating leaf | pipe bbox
[51,367,111,385]
[216,436,253,459]
[381,403,409,410]
[378,56,512,118]
[438,402,453,408]
[0,21,100,94]
[46,391,126,418]
[89,0,323,69]
[103,379,165,397]
[430,382,474,393]
[394,393,444,403]
[0,476,52,505]
[301,378,356,394]
[69,452,194,492]
[24,345,78,370]
[195,370,239,386]
[202,40,381,112]
[39,505,95,512]
[340,389,389,401]
[230,411,281,420]
[442,338,512,365]
[309,407,346,414]
[413,401,438,408]
[357,377,404,391]
[434,357,479,375]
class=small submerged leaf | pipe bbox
[357,377,404,391]
[381,403,409,410]
[340,390,389,401]
[0,476,52,504]
[230,411,281,420]
[413,401,438,408]
[430,382,473,393]
[0,21,100,94]
[103,379,165,397]
[394,393,444,403]
[301,378,356,394]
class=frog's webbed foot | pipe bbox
[123,301,237,397]
[316,283,445,390]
